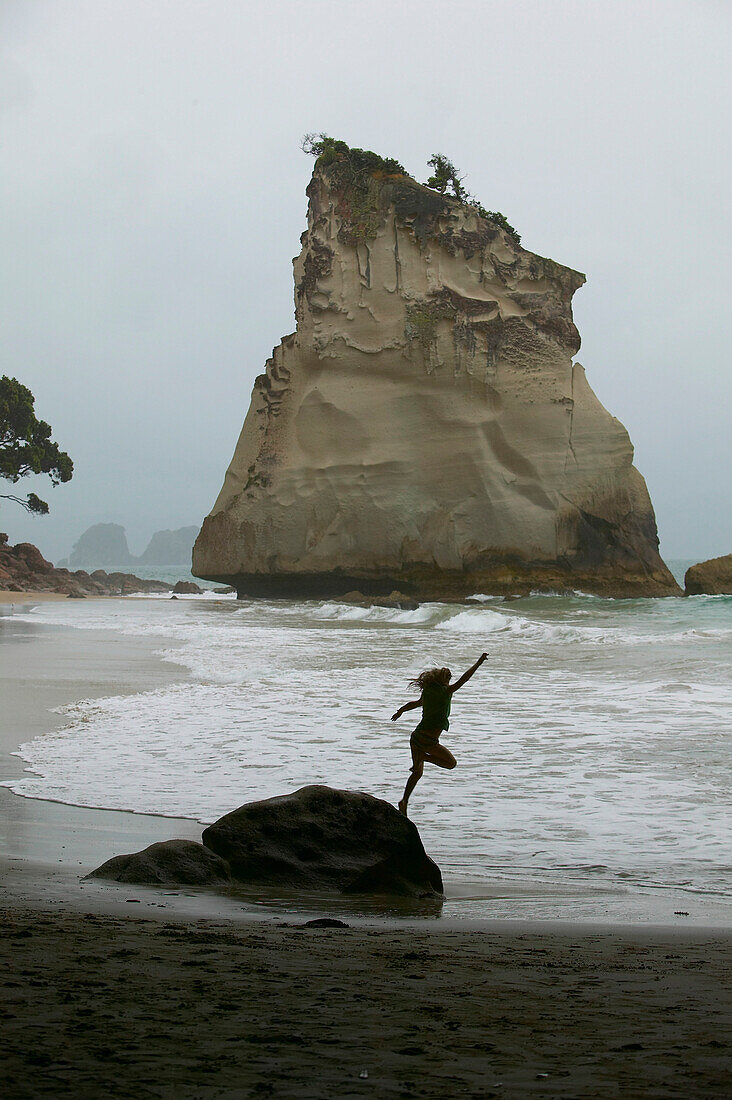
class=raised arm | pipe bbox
[448,652,488,694]
[391,698,422,722]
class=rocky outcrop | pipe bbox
[87,840,231,886]
[60,523,199,570]
[193,144,678,600]
[139,526,199,567]
[172,580,202,594]
[0,536,172,596]
[65,523,134,568]
[684,554,732,596]
[202,786,443,897]
[89,785,443,898]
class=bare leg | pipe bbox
[399,745,424,816]
[422,743,457,770]
[399,740,457,815]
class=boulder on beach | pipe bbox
[172,580,203,594]
[87,839,231,886]
[684,554,732,596]
[202,785,443,897]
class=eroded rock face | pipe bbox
[684,554,732,596]
[202,785,443,897]
[87,840,231,886]
[193,154,679,598]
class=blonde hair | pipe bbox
[409,667,451,690]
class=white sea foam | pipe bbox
[310,601,437,625]
[5,591,731,896]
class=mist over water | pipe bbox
[6,588,730,905]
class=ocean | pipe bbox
[4,559,730,915]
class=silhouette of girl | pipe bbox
[392,653,488,816]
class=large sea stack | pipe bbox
[194,142,678,599]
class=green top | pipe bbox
[417,683,452,732]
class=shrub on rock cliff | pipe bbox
[426,151,521,243]
[0,376,73,515]
[301,137,520,245]
[426,152,468,201]
[302,133,405,180]
[302,134,407,243]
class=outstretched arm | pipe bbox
[391,698,421,722]
[449,652,488,694]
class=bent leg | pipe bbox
[423,743,457,770]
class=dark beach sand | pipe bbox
[1,603,730,1097]
[2,905,730,1099]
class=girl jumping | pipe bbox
[392,652,488,816]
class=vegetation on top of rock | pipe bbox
[302,133,405,182]
[301,137,520,246]
[425,152,521,243]
[0,376,73,515]
[426,153,469,202]
[302,134,407,244]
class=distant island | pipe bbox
[58,523,199,570]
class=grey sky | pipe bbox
[2,0,730,563]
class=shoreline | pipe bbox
[0,609,202,884]
[1,603,731,930]
[2,603,730,1095]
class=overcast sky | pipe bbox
[2,0,730,564]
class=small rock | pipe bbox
[87,839,231,886]
[304,918,350,928]
[172,580,202,595]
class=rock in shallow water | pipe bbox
[684,553,732,596]
[202,785,443,898]
[172,580,203,594]
[87,839,231,886]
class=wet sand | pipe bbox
[0,612,201,872]
[2,904,730,1098]
[1,605,731,1096]
[0,591,71,604]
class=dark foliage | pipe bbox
[426,153,468,202]
[302,134,406,242]
[425,152,521,244]
[301,137,521,246]
[302,134,405,182]
[0,376,73,514]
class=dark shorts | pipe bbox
[411,727,442,753]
